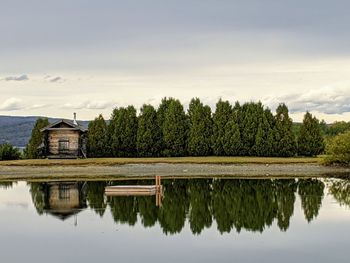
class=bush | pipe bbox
[0,143,21,161]
[324,131,350,166]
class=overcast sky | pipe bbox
[1,0,350,122]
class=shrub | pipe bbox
[324,131,350,166]
[0,143,21,161]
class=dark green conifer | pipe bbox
[297,112,325,156]
[212,99,232,156]
[162,99,188,156]
[223,120,241,156]
[137,104,162,157]
[187,98,213,156]
[274,104,297,157]
[87,114,108,157]
[25,118,49,159]
[108,106,137,157]
[157,97,175,156]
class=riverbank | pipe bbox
[0,162,349,181]
[0,156,321,166]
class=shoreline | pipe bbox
[0,163,349,181]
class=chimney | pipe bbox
[73,112,78,125]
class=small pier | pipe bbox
[105,176,163,206]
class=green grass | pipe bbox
[0,156,321,166]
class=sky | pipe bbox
[1,0,350,122]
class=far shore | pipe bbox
[0,157,349,181]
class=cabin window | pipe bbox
[58,139,69,152]
[59,185,70,200]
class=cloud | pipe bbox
[0,98,25,111]
[2,74,29,81]
[263,84,350,114]
[62,100,114,110]
[29,104,47,110]
[44,75,65,83]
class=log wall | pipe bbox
[48,130,80,156]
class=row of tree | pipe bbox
[87,98,325,157]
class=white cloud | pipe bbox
[2,74,29,81]
[263,84,350,115]
[0,98,25,111]
[62,100,114,110]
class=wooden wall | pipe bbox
[48,130,80,156]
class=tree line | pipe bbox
[87,98,325,158]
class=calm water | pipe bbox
[0,177,350,263]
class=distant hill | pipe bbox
[0,116,89,147]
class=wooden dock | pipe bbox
[105,176,163,206]
[105,185,161,196]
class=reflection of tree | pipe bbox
[329,180,350,207]
[137,196,158,227]
[25,179,326,234]
[298,179,324,222]
[275,180,297,231]
[158,180,189,235]
[212,179,294,233]
[86,181,107,217]
[30,182,46,215]
[212,180,234,233]
[0,181,15,189]
[108,196,137,226]
[188,179,212,234]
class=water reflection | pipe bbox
[329,179,350,207]
[22,178,345,235]
[30,182,87,220]
[0,181,16,189]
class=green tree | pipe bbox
[223,120,241,156]
[297,112,325,156]
[137,104,162,157]
[253,109,274,156]
[87,114,108,157]
[0,143,21,160]
[157,97,174,156]
[274,104,297,157]
[25,118,49,159]
[187,98,213,156]
[239,102,264,155]
[212,99,232,156]
[162,99,188,156]
[109,106,138,157]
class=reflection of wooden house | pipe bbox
[40,113,87,159]
[43,182,87,220]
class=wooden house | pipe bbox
[40,113,87,159]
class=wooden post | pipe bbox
[155,176,162,207]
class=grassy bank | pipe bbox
[0,156,321,166]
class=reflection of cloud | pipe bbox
[6,202,29,209]
[2,74,29,81]
[0,98,25,111]
[263,85,350,114]
[62,100,114,110]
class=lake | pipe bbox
[0,177,349,263]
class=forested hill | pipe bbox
[0,116,89,147]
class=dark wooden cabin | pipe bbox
[40,114,87,159]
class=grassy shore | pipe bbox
[0,156,321,166]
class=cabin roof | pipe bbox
[40,119,87,132]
